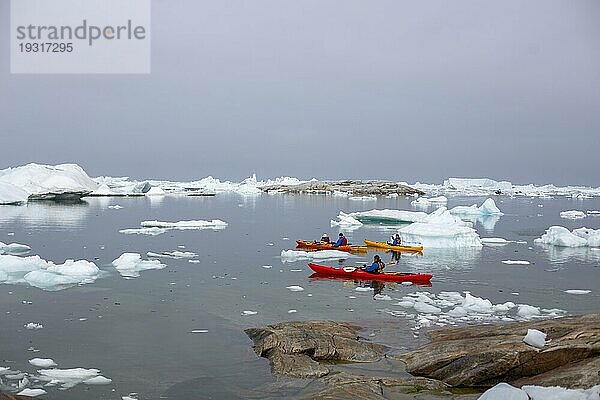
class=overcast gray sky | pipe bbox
[1,0,599,185]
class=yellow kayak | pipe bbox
[364,240,423,252]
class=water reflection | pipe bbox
[462,214,501,232]
[0,201,90,229]
[537,244,600,265]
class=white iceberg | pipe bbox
[146,186,166,196]
[37,367,104,389]
[140,219,228,230]
[111,253,166,278]
[449,198,503,216]
[397,207,482,248]
[0,254,100,291]
[560,210,586,220]
[411,196,448,209]
[564,289,591,295]
[286,285,305,292]
[29,358,57,368]
[0,163,99,200]
[348,209,428,224]
[330,212,363,229]
[17,388,47,397]
[478,382,528,400]
[0,242,31,254]
[534,226,599,247]
[281,249,351,262]
[522,384,600,400]
[0,182,29,205]
[481,237,511,245]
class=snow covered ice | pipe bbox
[560,210,587,220]
[478,382,600,400]
[449,198,503,216]
[330,212,363,229]
[0,242,31,254]
[112,253,166,278]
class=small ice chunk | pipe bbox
[108,204,123,209]
[29,358,57,367]
[501,260,531,265]
[287,309,297,314]
[84,375,112,385]
[17,388,47,397]
[37,367,103,389]
[24,322,43,330]
[414,302,441,314]
[286,285,304,292]
[190,330,208,333]
[119,227,166,236]
[374,294,392,301]
[564,289,591,295]
[523,329,547,349]
[112,253,166,278]
[281,249,351,262]
[478,382,528,400]
[560,210,586,220]
[355,287,372,292]
[141,219,228,230]
[481,237,511,245]
[261,265,272,269]
[242,310,257,315]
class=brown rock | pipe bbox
[260,180,424,196]
[245,321,387,378]
[400,314,600,388]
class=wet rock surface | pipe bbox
[260,180,424,196]
[400,313,600,388]
[0,394,33,400]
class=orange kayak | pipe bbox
[296,240,367,253]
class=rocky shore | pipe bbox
[260,180,424,196]
[245,314,600,399]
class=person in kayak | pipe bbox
[332,232,348,247]
[389,233,402,246]
[363,255,385,274]
[320,233,330,243]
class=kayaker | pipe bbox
[389,234,402,246]
[363,255,385,274]
[332,232,348,247]
[320,233,330,243]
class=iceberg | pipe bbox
[140,219,228,230]
[37,368,105,389]
[411,196,447,209]
[481,237,511,245]
[397,207,482,248]
[348,209,427,224]
[534,226,599,247]
[449,198,503,216]
[281,249,352,262]
[0,182,29,205]
[0,163,99,201]
[0,254,100,290]
[112,253,166,278]
[330,212,363,230]
[0,242,31,254]
[560,210,586,220]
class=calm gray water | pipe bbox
[1,194,599,399]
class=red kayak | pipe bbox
[308,263,432,284]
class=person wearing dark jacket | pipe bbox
[363,255,385,274]
[332,233,348,247]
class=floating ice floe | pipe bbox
[37,368,109,389]
[119,227,167,236]
[348,209,428,224]
[147,251,198,259]
[481,238,511,245]
[280,249,352,262]
[349,195,377,201]
[17,388,47,397]
[0,254,100,291]
[381,291,564,330]
[0,242,31,255]
[24,322,43,330]
[330,212,363,230]
[286,285,304,292]
[140,219,228,231]
[29,358,57,368]
[449,198,503,216]
[535,226,600,247]
[108,205,123,209]
[111,253,166,278]
[501,260,531,265]
[560,210,587,220]
[397,207,482,248]
[242,310,258,316]
[564,289,591,295]
[479,382,600,400]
